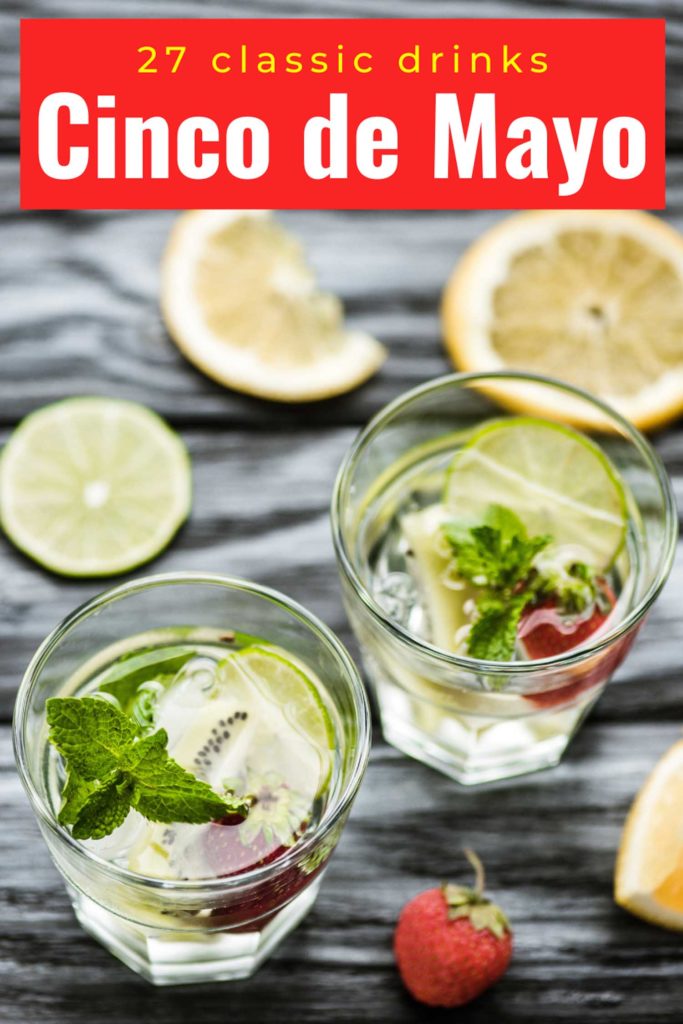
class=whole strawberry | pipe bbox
[394,850,512,1008]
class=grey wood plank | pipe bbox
[0,421,681,723]
[0,164,453,426]
[3,153,683,428]
[3,723,683,1024]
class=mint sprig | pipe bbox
[442,504,600,661]
[442,504,551,594]
[467,592,533,662]
[47,697,250,841]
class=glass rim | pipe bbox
[13,571,371,893]
[331,370,678,676]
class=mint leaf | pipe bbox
[483,503,526,544]
[537,559,601,614]
[442,504,553,661]
[118,727,168,771]
[58,771,98,826]
[468,593,532,661]
[71,774,134,841]
[127,730,239,824]
[443,505,550,593]
[46,697,140,780]
[442,503,607,661]
[47,697,249,841]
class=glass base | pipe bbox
[376,685,599,785]
[71,880,323,985]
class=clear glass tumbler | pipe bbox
[13,573,370,985]
[331,372,677,786]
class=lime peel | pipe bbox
[443,417,628,571]
[219,645,335,795]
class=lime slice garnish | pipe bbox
[220,645,335,793]
[443,417,628,570]
[222,646,335,751]
[0,398,191,577]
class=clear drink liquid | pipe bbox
[47,633,338,882]
[345,433,642,784]
[361,447,640,655]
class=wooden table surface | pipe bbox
[3,2,683,1022]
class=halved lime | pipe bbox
[0,398,191,576]
[443,417,628,569]
[220,645,335,793]
[223,646,335,750]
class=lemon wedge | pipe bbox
[161,210,386,402]
[615,738,683,930]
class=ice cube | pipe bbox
[372,571,419,628]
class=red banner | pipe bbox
[20,18,665,210]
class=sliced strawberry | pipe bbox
[519,583,615,660]
[205,816,289,878]
[521,583,618,709]
[205,817,317,931]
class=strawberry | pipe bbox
[520,584,618,709]
[205,816,302,931]
[204,776,317,928]
[519,583,615,660]
[394,851,512,1008]
[205,814,289,877]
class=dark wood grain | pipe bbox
[2,150,683,429]
[4,722,683,1024]
[4,2,683,1022]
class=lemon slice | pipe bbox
[615,739,683,931]
[0,398,191,577]
[443,417,627,570]
[442,210,683,430]
[161,210,386,402]
[401,503,478,652]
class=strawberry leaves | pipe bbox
[442,850,510,941]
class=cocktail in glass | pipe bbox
[14,573,370,985]
[332,373,676,785]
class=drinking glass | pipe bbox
[14,573,370,985]
[331,372,676,785]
